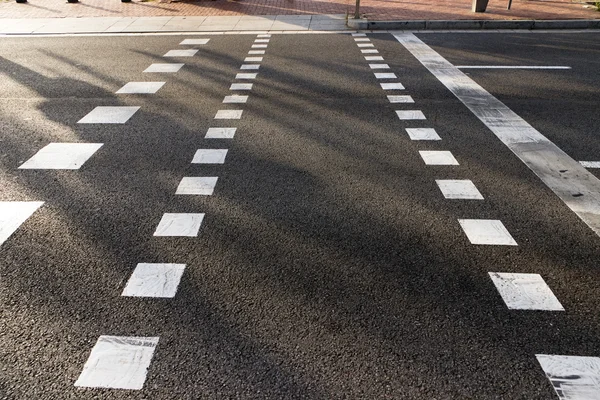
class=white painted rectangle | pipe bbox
[192,149,228,164]
[19,143,103,170]
[375,73,397,79]
[180,38,209,45]
[489,273,563,310]
[361,49,379,54]
[405,128,440,141]
[116,82,165,94]
[236,73,257,80]
[240,64,260,70]
[164,49,198,57]
[205,127,236,139]
[365,56,384,61]
[248,50,265,55]
[0,201,44,247]
[436,180,483,200]
[579,161,600,168]
[230,83,253,91]
[388,95,414,103]
[254,39,270,43]
[458,219,517,246]
[396,110,426,120]
[74,336,159,390]
[457,65,571,69]
[215,110,243,119]
[252,44,268,48]
[143,63,184,73]
[257,34,271,38]
[381,82,405,90]
[176,177,218,195]
[245,57,263,62]
[78,106,140,124]
[370,63,389,69]
[223,95,248,104]
[536,354,600,399]
[419,150,459,165]
[357,43,374,48]
[352,33,366,37]
[154,213,204,237]
[354,38,370,42]
[122,263,186,298]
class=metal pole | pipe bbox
[354,0,361,19]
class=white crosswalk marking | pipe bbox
[116,82,165,94]
[405,128,441,140]
[0,202,44,247]
[436,180,483,199]
[78,106,140,124]
[154,213,205,237]
[381,83,405,90]
[215,110,243,119]
[388,95,414,103]
[176,177,218,195]
[205,127,236,139]
[230,83,253,90]
[419,151,458,165]
[122,263,186,298]
[536,355,600,399]
[19,143,103,170]
[143,63,184,73]
[396,110,425,120]
[236,73,257,80]
[458,219,517,246]
[180,38,209,45]
[375,73,397,79]
[489,273,563,310]
[192,149,228,164]
[164,49,198,57]
[223,95,248,103]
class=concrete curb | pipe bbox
[347,18,600,30]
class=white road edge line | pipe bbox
[456,65,571,69]
[394,32,600,238]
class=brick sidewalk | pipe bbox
[0,0,597,21]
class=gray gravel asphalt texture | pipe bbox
[0,32,599,399]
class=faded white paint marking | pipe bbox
[419,150,459,165]
[489,273,563,311]
[192,149,228,164]
[240,64,260,70]
[248,50,265,55]
[436,180,483,200]
[215,110,243,119]
[381,82,405,90]
[396,110,426,120]
[255,39,270,43]
[357,43,374,48]
[236,73,257,80]
[230,83,253,91]
[536,354,600,399]
[388,95,414,103]
[180,38,209,45]
[154,213,204,237]
[0,201,44,247]
[354,38,370,42]
[370,63,390,69]
[257,34,271,38]
[74,336,159,390]
[361,49,379,54]
[164,49,198,57]
[365,56,384,61]
[116,82,165,94]
[352,33,367,37]
[457,65,571,69]
[205,127,236,139]
[223,95,248,104]
[19,143,103,170]
[122,263,186,298]
[176,177,218,195]
[579,161,600,169]
[78,106,140,124]
[375,73,397,79]
[458,219,517,246]
[143,63,184,73]
[406,128,441,141]
[252,44,268,49]
[394,32,600,238]
[245,57,263,62]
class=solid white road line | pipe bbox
[406,128,441,141]
[180,38,209,45]
[215,110,243,119]
[381,82,405,90]
[436,179,483,199]
[489,273,563,311]
[394,32,600,238]
[75,336,158,390]
[230,83,253,91]
[19,143,103,170]
[388,95,414,103]
[375,73,397,79]
[116,82,165,94]
[163,49,198,57]
[223,95,248,103]
[456,65,571,69]
[154,213,205,237]
[143,63,184,73]
[78,106,140,124]
[579,161,600,168]
[396,110,426,120]
[419,150,459,165]
[176,177,218,195]
[458,219,517,246]
[192,149,228,164]
[205,127,236,139]
[122,263,186,298]
[0,201,44,247]
[536,355,600,399]
[236,73,257,79]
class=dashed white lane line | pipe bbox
[352,33,367,37]
[19,143,103,170]
[205,127,236,139]
[143,63,184,73]
[489,273,564,311]
[255,39,270,43]
[75,336,159,390]
[223,95,248,104]
[245,57,263,62]
[215,110,243,119]
[370,63,390,69]
[394,32,600,238]
[388,95,414,103]
[458,219,517,246]
[257,34,271,38]
[179,38,209,45]
[365,56,384,61]
[236,73,257,80]
[175,177,218,195]
[78,106,140,124]
[116,82,165,94]
[456,65,571,70]
[579,161,600,168]
[354,38,370,42]
[436,179,483,199]
[419,150,459,165]
[122,263,186,298]
[240,64,260,70]
[381,82,405,90]
[192,149,228,164]
[163,49,198,57]
[252,44,268,49]
[375,73,397,79]
[230,83,253,91]
[396,110,426,120]
[0,201,44,248]
[248,50,265,55]
[154,213,205,237]
[361,49,379,54]
[406,128,441,140]
[536,355,600,399]
[357,43,375,48]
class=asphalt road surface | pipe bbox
[0,31,599,399]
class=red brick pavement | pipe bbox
[0,0,597,21]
